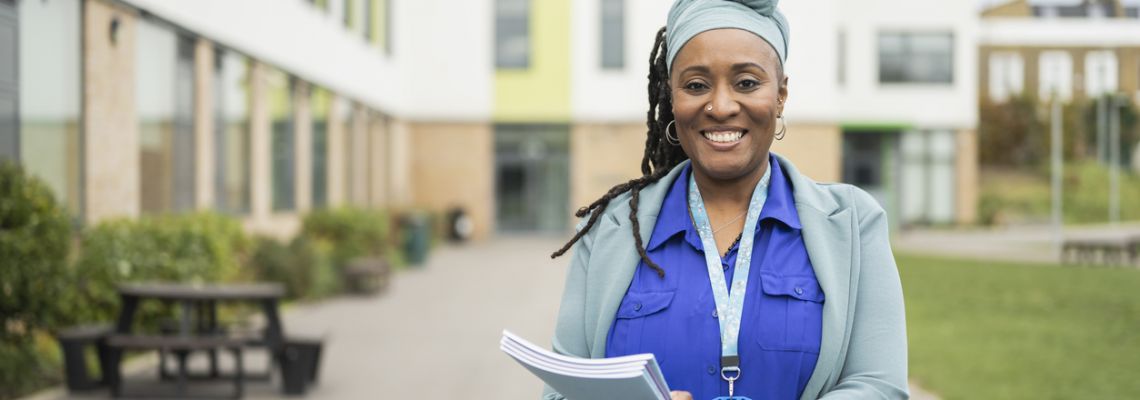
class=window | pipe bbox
[311,87,330,209]
[344,0,353,30]
[137,20,195,214]
[1084,50,1118,97]
[988,51,1024,102]
[268,69,295,212]
[600,0,624,69]
[363,0,373,42]
[878,32,954,84]
[15,0,82,216]
[383,0,392,54]
[215,49,251,214]
[1038,51,1073,101]
[495,0,529,69]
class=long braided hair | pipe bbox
[549,27,687,278]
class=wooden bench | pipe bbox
[343,257,391,295]
[106,334,246,399]
[1062,236,1138,266]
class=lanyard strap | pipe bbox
[687,161,771,372]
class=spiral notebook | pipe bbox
[500,330,671,400]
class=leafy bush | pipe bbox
[300,208,394,279]
[67,213,250,328]
[0,162,72,398]
[248,236,336,300]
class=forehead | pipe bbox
[671,28,780,74]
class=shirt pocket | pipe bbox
[610,290,675,354]
[755,273,825,353]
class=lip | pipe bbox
[699,125,748,150]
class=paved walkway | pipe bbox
[32,236,939,399]
[894,222,1140,264]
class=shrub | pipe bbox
[0,162,72,398]
[67,213,249,329]
[300,208,394,278]
[248,236,336,300]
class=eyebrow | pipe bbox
[678,62,769,76]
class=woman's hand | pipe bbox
[670,390,694,400]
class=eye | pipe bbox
[737,78,760,90]
[683,81,709,92]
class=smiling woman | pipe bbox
[545,1,908,400]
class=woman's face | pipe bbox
[670,28,788,183]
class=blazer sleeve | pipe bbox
[541,219,596,400]
[819,190,910,399]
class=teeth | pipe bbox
[702,131,743,143]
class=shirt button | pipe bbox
[795,287,804,296]
[712,309,718,318]
[707,366,716,375]
[722,264,729,271]
[633,303,642,312]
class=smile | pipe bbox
[701,129,746,143]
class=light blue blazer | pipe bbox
[544,154,909,400]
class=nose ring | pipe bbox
[706,104,713,112]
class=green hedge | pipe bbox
[68,213,250,329]
[300,208,395,277]
[0,162,72,398]
[248,236,337,300]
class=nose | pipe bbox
[707,84,740,120]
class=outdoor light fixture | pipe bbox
[109,16,121,45]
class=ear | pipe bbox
[778,74,789,116]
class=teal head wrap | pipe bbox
[665,0,790,72]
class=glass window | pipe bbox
[363,0,374,42]
[16,0,83,217]
[1038,51,1073,102]
[837,29,846,86]
[988,51,1024,102]
[1084,50,1118,97]
[383,0,392,54]
[137,19,195,214]
[268,69,295,212]
[878,32,954,84]
[600,0,624,69]
[344,0,354,30]
[1,0,16,162]
[215,48,251,214]
[311,87,329,209]
[495,0,529,69]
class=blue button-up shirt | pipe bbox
[605,155,824,400]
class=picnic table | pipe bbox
[106,282,286,398]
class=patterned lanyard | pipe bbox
[687,161,770,399]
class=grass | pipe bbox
[898,253,1140,400]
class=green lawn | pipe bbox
[898,253,1140,400]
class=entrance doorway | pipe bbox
[494,125,569,232]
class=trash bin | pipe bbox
[279,338,323,396]
[446,207,473,243]
[56,324,112,392]
[401,212,432,267]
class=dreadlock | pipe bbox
[550,27,688,278]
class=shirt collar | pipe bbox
[645,154,802,252]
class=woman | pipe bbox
[544,0,908,399]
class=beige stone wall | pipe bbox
[408,123,493,240]
[83,0,139,224]
[387,119,413,206]
[956,128,979,225]
[193,38,215,210]
[771,123,843,183]
[569,123,645,219]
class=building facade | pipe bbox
[0,0,980,241]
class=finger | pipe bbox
[670,390,693,400]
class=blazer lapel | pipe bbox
[587,161,690,358]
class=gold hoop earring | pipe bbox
[775,115,787,141]
[665,121,680,145]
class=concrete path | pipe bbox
[893,222,1140,264]
[30,236,938,399]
